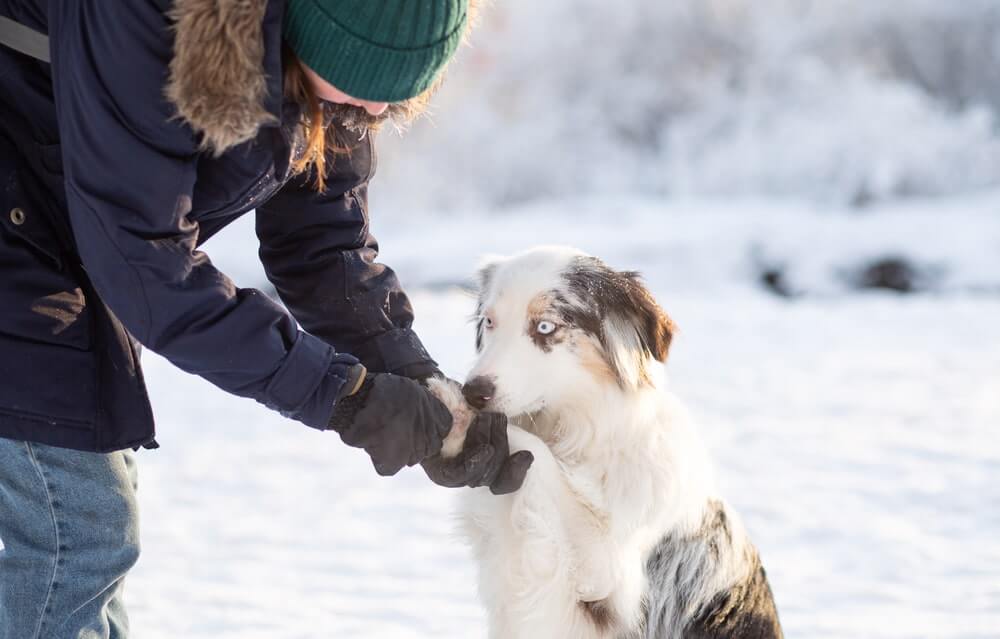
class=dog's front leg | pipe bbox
[559,471,623,605]
[506,429,628,634]
[475,427,589,638]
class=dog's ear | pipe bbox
[564,257,676,389]
[600,271,675,389]
[618,272,676,363]
[476,261,499,293]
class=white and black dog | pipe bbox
[429,246,782,639]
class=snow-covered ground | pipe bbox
[126,199,1000,639]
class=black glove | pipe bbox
[421,412,534,495]
[329,372,454,476]
[392,361,442,385]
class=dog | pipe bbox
[428,246,782,639]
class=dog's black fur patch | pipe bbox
[548,257,676,389]
[642,501,783,638]
[554,291,604,341]
[561,257,674,362]
[683,560,783,639]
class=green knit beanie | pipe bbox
[284,0,469,103]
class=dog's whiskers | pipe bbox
[525,412,539,433]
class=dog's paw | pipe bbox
[507,426,550,458]
[505,426,561,496]
[574,542,623,604]
[575,577,615,605]
[426,377,475,458]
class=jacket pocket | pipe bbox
[1,145,92,351]
[1,141,68,265]
[0,331,98,430]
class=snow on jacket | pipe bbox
[0,0,437,452]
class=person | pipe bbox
[0,1,533,636]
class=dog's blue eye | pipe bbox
[537,321,557,335]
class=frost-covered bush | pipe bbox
[374,0,1000,211]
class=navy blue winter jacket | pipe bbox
[0,0,436,452]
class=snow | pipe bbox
[125,197,1000,638]
[207,192,1000,298]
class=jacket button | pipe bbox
[9,208,26,226]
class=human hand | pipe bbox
[329,373,453,476]
[421,411,534,495]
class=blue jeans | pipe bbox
[0,437,139,639]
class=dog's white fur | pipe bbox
[433,246,769,639]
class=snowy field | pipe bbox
[125,200,1000,639]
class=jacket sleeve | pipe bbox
[49,1,355,430]
[255,131,438,378]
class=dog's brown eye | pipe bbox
[484,316,495,329]
[536,320,557,335]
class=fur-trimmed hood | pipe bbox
[165,0,480,155]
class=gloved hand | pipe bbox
[421,412,534,495]
[329,371,453,476]
[392,361,442,385]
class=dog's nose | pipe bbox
[463,376,496,410]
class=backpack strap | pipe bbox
[0,15,50,63]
